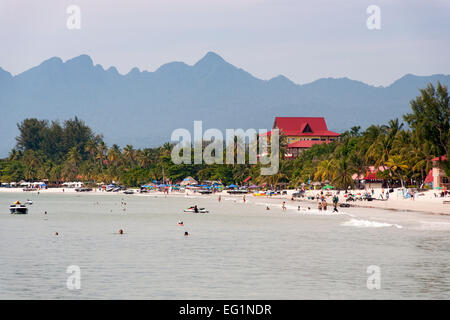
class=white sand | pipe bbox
[1,187,449,215]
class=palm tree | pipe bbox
[314,159,336,182]
[385,155,409,188]
[8,149,20,161]
[123,145,135,165]
[96,141,108,166]
[67,147,81,167]
[84,140,97,159]
[107,144,121,167]
[331,158,355,190]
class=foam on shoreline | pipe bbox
[341,218,403,229]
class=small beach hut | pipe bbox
[180,176,198,186]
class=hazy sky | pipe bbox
[1,0,449,86]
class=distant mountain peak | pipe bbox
[127,67,140,75]
[156,61,190,73]
[269,74,295,84]
[65,54,94,67]
[39,56,63,67]
[106,66,119,74]
[194,51,227,67]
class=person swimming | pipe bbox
[184,231,189,236]
[178,221,184,226]
[266,206,270,210]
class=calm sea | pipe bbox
[0,192,449,299]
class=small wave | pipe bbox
[342,218,402,229]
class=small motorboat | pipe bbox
[184,207,209,213]
[9,201,28,214]
[26,199,33,205]
[123,190,134,195]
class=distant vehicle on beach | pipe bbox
[227,189,249,194]
[75,187,93,192]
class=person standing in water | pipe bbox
[243,195,246,203]
[332,195,339,212]
[218,195,221,202]
[282,201,286,211]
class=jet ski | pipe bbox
[184,206,209,213]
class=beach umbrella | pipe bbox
[322,184,334,189]
[435,186,444,189]
[227,184,238,189]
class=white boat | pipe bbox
[26,199,33,205]
[9,201,28,214]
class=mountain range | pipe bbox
[1,51,449,157]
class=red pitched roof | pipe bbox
[287,140,331,148]
[273,117,339,137]
[432,155,447,161]
[424,169,433,183]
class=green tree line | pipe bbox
[1,82,449,188]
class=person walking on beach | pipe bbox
[282,201,286,211]
[322,199,327,211]
[243,195,246,203]
[318,201,322,211]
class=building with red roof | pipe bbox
[262,117,339,158]
[431,155,448,189]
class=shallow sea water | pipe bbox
[0,192,449,299]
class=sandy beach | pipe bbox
[2,187,450,215]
